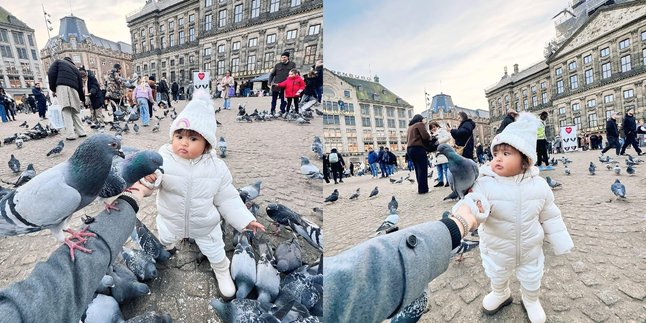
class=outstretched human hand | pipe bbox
[245,220,266,234]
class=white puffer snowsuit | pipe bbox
[155,144,254,262]
[471,165,573,290]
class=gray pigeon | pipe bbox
[124,312,172,323]
[218,137,227,158]
[15,137,23,149]
[376,209,399,234]
[390,289,429,323]
[256,242,280,303]
[121,247,158,282]
[210,298,274,322]
[8,154,20,173]
[348,188,360,200]
[46,140,64,157]
[289,217,323,252]
[231,233,256,299]
[131,218,171,263]
[83,294,123,323]
[151,122,160,132]
[613,164,621,175]
[369,186,379,198]
[627,164,635,175]
[589,162,596,175]
[324,189,338,203]
[266,203,305,233]
[275,237,303,273]
[133,123,139,134]
[100,150,164,199]
[545,176,561,189]
[388,196,398,212]
[5,163,35,187]
[279,268,323,314]
[95,274,115,295]
[300,156,323,179]
[109,263,150,304]
[611,179,626,198]
[564,165,570,175]
[239,180,262,202]
[437,144,479,199]
[0,134,124,260]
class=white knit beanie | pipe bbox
[169,89,217,149]
[491,112,540,163]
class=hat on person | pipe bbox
[507,109,519,116]
[113,63,121,70]
[281,51,290,58]
[491,112,540,164]
[169,89,217,149]
[63,57,74,64]
[149,75,156,82]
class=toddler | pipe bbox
[455,112,573,323]
[144,90,264,298]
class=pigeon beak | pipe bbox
[158,166,164,174]
[117,149,125,158]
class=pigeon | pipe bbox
[239,180,262,202]
[389,178,397,184]
[8,154,20,173]
[606,163,613,171]
[627,164,635,175]
[599,155,610,163]
[46,140,65,157]
[9,163,36,187]
[99,150,164,206]
[613,164,621,175]
[218,137,227,158]
[550,157,558,166]
[300,156,323,179]
[125,312,173,323]
[453,239,480,262]
[131,218,171,263]
[279,266,323,314]
[121,247,158,282]
[437,144,479,199]
[348,188,360,200]
[19,121,27,128]
[231,233,257,299]
[390,289,429,323]
[133,123,140,134]
[611,179,626,198]
[324,189,339,203]
[122,123,130,134]
[95,274,115,295]
[626,158,637,167]
[275,237,303,273]
[443,190,459,201]
[210,298,277,323]
[15,137,23,149]
[151,122,160,132]
[289,217,323,252]
[109,263,150,304]
[255,242,280,303]
[375,209,399,235]
[266,203,305,233]
[545,176,562,189]
[369,186,379,198]
[0,135,124,261]
[564,165,570,175]
[588,162,596,175]
[394,177,404,184]
[83,294,123,323]
[388,196,398,212]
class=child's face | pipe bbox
[491,145,523,177]
[172,131,207,159]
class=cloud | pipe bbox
[325,0,563,112]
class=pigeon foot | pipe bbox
[63,226,96,261]
[104,201,121,213]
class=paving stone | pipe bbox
[458,285,481,304]
[441,302,461,321]
[572,260,586,273]
[596,290,621,306]
[617,282,646,301]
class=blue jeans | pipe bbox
[0,103,7,122]
[224,98,231,109]
[436,163,448,183]
[137,98,150,126]
[407,160,414,171]
[369,163,379,177]
[388,165,395,175]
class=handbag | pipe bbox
[453,135,472,155]
[228,85,235,97]
[47,97,65,129]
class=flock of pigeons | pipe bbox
[231,104,323,125]
[2,122,60,150]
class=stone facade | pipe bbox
[126,0,322,88]
[40,16,133,87]
[421,93,493,145]
[485,1,646,144]
[323,69,415,160]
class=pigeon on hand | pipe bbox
[611,179,626,199]
[324,189,339,203]
[627,164,635,175]
[588,162,596,175]
[369,186,379,198]
[231,233,257,299]
[218,137,227,158]
[564,165,570,175]
[545,176,562,189]
[300,156,323,179]
[613,164,621,175]
[388,196,398,213]
[375,209,399,235]
[46,140,65,157]
[437,144,479,199]
[0,134,124,261]
[8,154,20,173]
[348,188,360,200]
[99,150,164,208]
[255,242,280,303]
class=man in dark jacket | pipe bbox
[601,113,621,156]
[496,109,518,134]
[313,60,323,103]
[158,77,171,108]
[450,112,477,160]
[367,147,379,177]
[26,94,37,114]
[80,68,105,123]
[377,146,388,178]
[328,148,346,184]
[620,108,643,155]
[171,81,180,101]
[386,148,397,175]
[268,51,296,115]
[48,57,86,140]
[32,83,47,119]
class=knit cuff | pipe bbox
[440,218,462,249]
[117,194,139,213]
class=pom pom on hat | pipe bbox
[169,89,217,149]
[491,112,540,163]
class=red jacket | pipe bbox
[277,75,305,98]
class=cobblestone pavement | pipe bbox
[0,97,323,322]
[324,151,646,322]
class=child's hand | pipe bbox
[245,220,265,234]
[140,169,163,190]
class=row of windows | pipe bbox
[555,109,632,128]
[204,0,301,13]
[0,30,35,47]
[0,45,38,61]
[557,91,633,114]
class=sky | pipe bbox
[324,0,567,112]
[4,0,141,49]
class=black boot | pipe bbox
[434,182,444,187]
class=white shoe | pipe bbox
[482,286,512,315]
[211,258,236,298]
[521,288,546,323]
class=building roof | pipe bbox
[485,60,548,94]
[45,16,132,54]
[0,6,33,31]
[329,70,412,107]
[421,92,489,119]
[126,0,185,23]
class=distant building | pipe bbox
[126,0,322,88]
[0,6,46,99]
[40,15,133,86]
[421,93,493,145]
[486,0,646,145]
[323,69,415,159]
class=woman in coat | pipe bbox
[430,122,451,187]
[220,70,235,110]
[406,114,433,194]
[450,111,476,160]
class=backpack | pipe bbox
[328,153,339,163]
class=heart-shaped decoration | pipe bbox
[198,72,205,80]
[565,127,572,134]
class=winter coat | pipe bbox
[155,144,254,239]
[277,75,305,98]
[367,150,379,164]
[314,64,323,88]
[171,81,179,94]
[269,61,296,91]
[47,58,84,102]
[220,76,235,99]
[497,114,515,134]
[32,88,47,111]
[406,122,432,149]
[303,74,317,96]
[450,119,476,159]
[132,84,154,102]
[471,165,574,273]
[105,71,124,100]
[432,127,451,165]
[605,118,619,138]
[387,151,397,165]
[87,71,104,109]
[158,79,169,93]
[622,114,637,137]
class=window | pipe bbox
[232,41,240,50]
[573,116,581,128]
[234,5,243,23]
[189,27,195,42]
[559,119,567,127]
[149,39,155,50]
[170,59,175,66]
[251,0,260,18]
[623,89,634,99]
[604,94,614,103]
[231,57,240,72]
[160,24,165,33]
[568,61,576,70]
[169,21,174,30]
[556,80,564,94]
[584,69,593,84]
[291,0,301,6]
[618,38,630,50]
[31,49,37,60]
[179,57,184,65]
[218,9,227,27]
[160,36,166,49]
[386,107,395,117]
[179,31,185,45]
[642,31,646,41]
[266,34,276,44]
[531,85,537,93]
[248,37,258,47]
[141,29,146,37]
[203,47,212,56]
[569,75,578,90]
[345,116,356,126]
[540,81,546,89]
[343,90,351,98]
[308,24,320,36]
[542,92,548,104]
[362,117,371,127]
[360,104,370,115]
[27,34,34,47]
[586,99,596,108]
[178,17,184,26]
[205,15,212,31]
[523,99,528,110]
[643,49,646,65]
[588,113,598,127]
[16,48,27,59]
[217,60,224,75]
[169,34,175,47]
[12,32,24,45]
[600,47,609,57]
[149,26,154,35]
[304,45,317,65]
[286,29,297,40]
[572,103,580,111]
[348,103,354,112]
[0,29,8,42]
[387,119,396,128]
[247,55,256,71]
[601,62,611,79]
[531,95,537,107]
[206,0,213,6]
[161,61,166,68]
[189,14,195,23]
[218,44,225,53]
[606,110,615,118]
[583,54,592,64]
[522,89,527,97]
[373,106,383,116]
[269,0,279,12]
[620,55,631,72]
[375,118,384,128]
[397,109,405,118]
[559,106,566,114]
[399,120,407,128]
[264,52,274,68]
[555,67,562,76]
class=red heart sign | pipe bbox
[565,127,572,134]
[198,72,205,80]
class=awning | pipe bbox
[250,72,271,82]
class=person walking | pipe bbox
[158,77,171,108]
[32,83,48,120]
[496,109,518,134]
[430,121,451,187]
[132,77,154,127]
[220,71,234,110]
[80,67,105,124]
[47,57,87,140]
[536,111,550,168]
[268,51,296,115]
[450,111,477,160]
[367,147,379,178]
[0,88,8,122]
[313,60,323,103]
[406,114,434,194]
[328,148,346,184]
[105,63,125,113]
[619,108,643,155]
[147,76,157,118]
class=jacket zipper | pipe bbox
[516,184,521,266]
[184,159,194,238]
